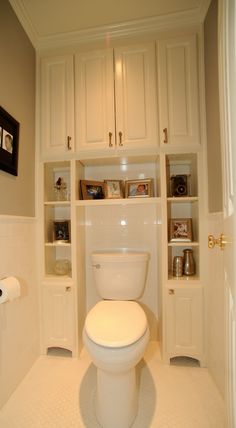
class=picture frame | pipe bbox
[104,180,124,199]
[53,220,70,243]
[125,179,153,198]
[0,106,19,176]
[169,218,193,242]
[170,174,191,197]
[80,180,105,200]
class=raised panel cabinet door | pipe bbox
[115,43,158,151]
[75,49,115,152]
[166,287,203,359]
[41,55,74,157]
[158,35,200,147]
[43,284,75,351]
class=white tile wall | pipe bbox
[85,203,161,340]
[0,216,39,408]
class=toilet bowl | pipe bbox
[83,251,150,428]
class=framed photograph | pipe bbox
[53,220,70,243]
[80,180,105,200]
[169,218,193,242]
[104,180,124,199]
[0,106,19,176]
[125,179,153,198]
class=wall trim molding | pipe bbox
[0,215,36,223]
[9,0,211,51]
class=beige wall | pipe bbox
[0,0,39,409]
[0,0,35,216]
[204,0,222,213]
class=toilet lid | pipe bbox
[85,301,147,348]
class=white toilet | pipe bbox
[83,250,150,428]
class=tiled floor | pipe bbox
[0,342,226,428]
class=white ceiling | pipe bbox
[9,0,211,49]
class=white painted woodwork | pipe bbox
[41,55,74,157]
[75,49,115,151]
[157,35,200,147]
[165,286,203,360]
[115,43,157,151]
[39,32,205,363]
[75,43,157,154]
[42,283,75,352]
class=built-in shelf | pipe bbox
[44,201,71,206]
[76,196,161,207]
[166,278,201,286]
[45,242,71,247]
[167,197,198,202]
[43,274,73,281]
[168,241,199,247]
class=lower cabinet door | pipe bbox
[166,286,203,360]
[42,283,75,352]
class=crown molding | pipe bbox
[9,0,211,51]
[9,0,39,48]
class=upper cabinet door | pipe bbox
[115,43,158,151]
[157,35,200,147]
[75,43,158,155]
[75,49,115,153]
[41,55,75,157]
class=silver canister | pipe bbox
[183,249,195,275]
[173,256,184,277]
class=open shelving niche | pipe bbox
[75,155,161,204]
[165,153,200,283]
[43,155,161,279]
[43,161,72,279]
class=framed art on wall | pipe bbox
[0,106,19,176]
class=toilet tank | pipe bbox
[91,250,150,300]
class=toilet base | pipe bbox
[95,367,138,428]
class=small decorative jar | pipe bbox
[173,256,184,277]
[54,177,68,201]
[183,249,195,276]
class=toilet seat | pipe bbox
[85,300,147,348]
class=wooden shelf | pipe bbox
[168,241,199,247]
[167,196,198,202]
[76,196,161,207]
[45,242,71,247]
[44,201,71,206]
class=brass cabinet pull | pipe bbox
[169,289,175,295]
[109,132,113,147]
[65,286,71,292]
[208,233,226,250]
[163,128,168,144]
[119,131,123,146]
[67,136,72,150]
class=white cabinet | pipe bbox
[42,283,75,353]
[157,35,200,147]
[41,55,75,157]
[75,49,115,152]
[165,286,203,361]
[75,43,158,155]
[163,152,205,365]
